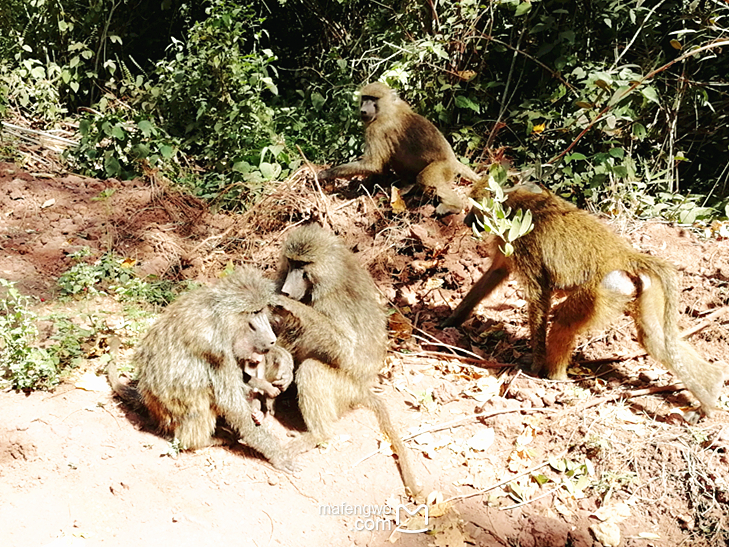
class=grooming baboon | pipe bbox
[319,82,479,215]
[243,345,295,425]
[442,182,725,416]
[273,223,421,496]
[107,267,295,472]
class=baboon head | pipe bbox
[278,224,345,303]
[358,82,398,125]
[216,267,277,363]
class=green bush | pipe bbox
[0,279,58,390]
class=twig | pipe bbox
[471,36,578,95]
[579,306,727,366]
[1,121,78,146]
[550,39,729,164]
[296,145,331,225]
[568,383,685,414]
[447,449,569,503]
[413,327,483,360]
[405,349,517,369]
[500,484,562,511]
[610,0,667,70]
[403,407,553,441]
[352,407,552,468]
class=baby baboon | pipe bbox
[319,82,479,215]
[274,223,421,496]
[243,345,294,425]
[107,267,295,472]
[442,182,725,416]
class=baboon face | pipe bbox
[281,261,312,302]
[233,310,276,365]
[360,94,379,124]
[358,82,392,125]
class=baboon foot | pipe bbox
[270,453,300,474]
[285,432,324,457]
[435,201,463,216]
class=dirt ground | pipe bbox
[1,161,728,547]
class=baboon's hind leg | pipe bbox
[545,286,627,380]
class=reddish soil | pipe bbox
[1,161,728,547]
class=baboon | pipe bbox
[243,345,295,425]
[442,182,725,416]
[107,267,295,472]
[319,81,479,215]
[273,223,421,496]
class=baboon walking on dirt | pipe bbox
[273,224,421,496]
[108,267,296,471]
[442,182,725,416]
[319,82,479,215]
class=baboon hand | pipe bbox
[272,368,293,392]
[273,294,304,314]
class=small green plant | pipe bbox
[58,249,191,306]
[57,250,133,297]
[113,277,189,307]
[45,315,95,372]
[0,279,57,390]
[67,109,177,180]
[470,167,534,256]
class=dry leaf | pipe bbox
[467,428,495,452]
[590,521,621,547]
[391,186,407,213]
[75,372,111,393]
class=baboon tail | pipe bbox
[106,336,142,407]
[366,392,422,499]
[107,360,141,406]
[633,257,723,414]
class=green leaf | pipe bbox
[507,218,521,242]
[104,156,121,177]
[608,148,624,158]
[454,95,480,113]
[518,210,533,236]
[608,85,631,106]
[515,2,532,16]
[111,125,126,140]
[641,86,660,106]
[159,145,174,159]
[233,161,252,173]
[137,120,154,138]
[632,123,647,140]
[565,152,587,163]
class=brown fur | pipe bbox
[442,182,725,416]
[274,223,421,496]
[107,267,295,472]
[319,82,479,215]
